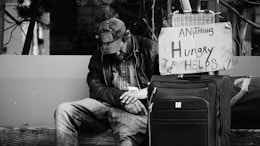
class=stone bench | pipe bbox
[1,127,260,146]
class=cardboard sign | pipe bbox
[159,22,233,75]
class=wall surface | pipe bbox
[0,55,91,127]
[219,56,260,76]
[0,55,259,127]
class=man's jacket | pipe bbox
[87,35,159,107]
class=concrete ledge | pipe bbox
[0,127,116,146]
[1,127,260,146]
[231,129,260,146]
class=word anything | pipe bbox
[179,26,214,38]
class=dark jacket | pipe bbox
[87,35,159,107]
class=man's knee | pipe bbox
[119,138,135,146]
[54,102,73,120]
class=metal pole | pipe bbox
[0,1,5,54]
[215,0,220,23]
[167,0,172,26]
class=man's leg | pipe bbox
[55,98,110,146]
[108,107,147,146]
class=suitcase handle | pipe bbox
[178,74,203,79]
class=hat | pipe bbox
[99,17,126,55]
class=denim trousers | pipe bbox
[55,98,147,146]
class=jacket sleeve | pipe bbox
[87,52,124,108]
[149,39,160,77]
[139,36,160,79]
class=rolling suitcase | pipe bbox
[149,0,233,144]
[147,74,232,146]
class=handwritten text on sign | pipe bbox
[159,22,233,75]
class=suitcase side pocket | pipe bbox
[149,96,210,146]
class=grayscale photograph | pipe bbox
[0,0,260,146]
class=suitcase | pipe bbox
[148,74,232,146]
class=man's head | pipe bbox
[99,17,130,56]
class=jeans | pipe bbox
[55,98,147,146]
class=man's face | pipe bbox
[111,41,128,61]
[102,38,128,61]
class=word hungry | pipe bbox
[161,40,218,72]
[172,40,214,60]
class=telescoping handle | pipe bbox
[178,73,211,79]
[177,72,216,79]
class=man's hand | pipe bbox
[124,100,148,115]
[120,88,147,104]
